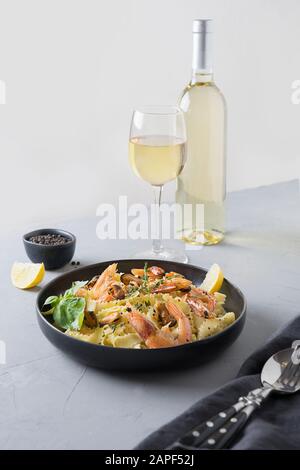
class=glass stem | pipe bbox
[152,185,163,255]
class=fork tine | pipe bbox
[287,365,300,388]
[289,371,300,389]
[295,372,300,389]
[277,361,295,385]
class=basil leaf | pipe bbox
[42,295,60,314]
[42,280,88,328]
[53,296,85,331]
[44,295,59,306]
[65,280,88,297]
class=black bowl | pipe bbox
[36,259,246,371]
[23,228,76,270]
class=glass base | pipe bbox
[180,229,224,246]
[131,248,188,264]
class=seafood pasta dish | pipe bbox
[43,263,235,349]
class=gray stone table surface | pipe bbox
[1,180,300,449]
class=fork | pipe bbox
[168,345,300,450]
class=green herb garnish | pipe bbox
[139,262,151,294]
[43,280,88,331]
[143,262,148,282]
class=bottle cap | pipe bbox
[193,19,213,34]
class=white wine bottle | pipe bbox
[177,19,226,245]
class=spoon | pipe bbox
[262,344,300,391]
[169,343,300,450]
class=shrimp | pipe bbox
[148,266,165,278]
[184,287,216,319]
[131,266,165,280]
[156,302,176,326]
[165,301,192,344]
[75,288,89,298]
[90,263,118,301]
[125,308,173,348]
[98,311,120,325]
[124,302,192,349]
[152,277,192,294]
[165,271,184,279]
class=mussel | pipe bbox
[120,273,143,286]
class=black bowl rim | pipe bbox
[36,258,247,352]
[23,228,76,248]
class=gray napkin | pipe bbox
[135,316,300,450]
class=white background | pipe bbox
[0,0,299,231]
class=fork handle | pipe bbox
[167,403,245,450]
[167,386,273,450]
[198,389,276,449]
[197,403,258,449]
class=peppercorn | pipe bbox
[29,234,70,246]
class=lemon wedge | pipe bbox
[11,262,45,289]
[200,263,224,293]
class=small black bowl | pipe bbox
[23,228,76,270]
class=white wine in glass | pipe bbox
[129,135,185,186]
[129,106,188,263]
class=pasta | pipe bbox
[44,263,236,349]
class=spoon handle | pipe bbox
[167,386,272,450]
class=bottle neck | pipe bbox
[191,30,213,84]
[190,71,213,85]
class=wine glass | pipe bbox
[129,105,188,263]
